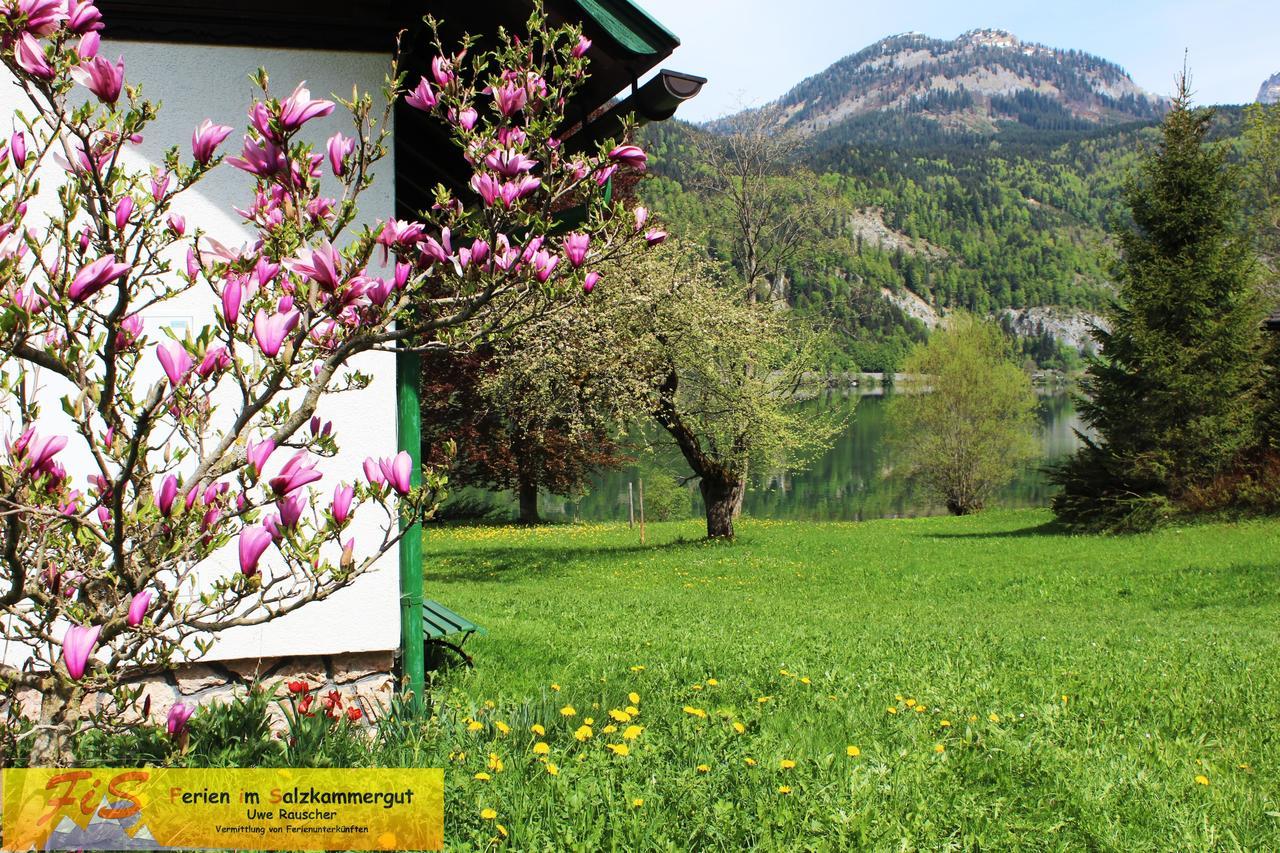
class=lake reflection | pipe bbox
[539,390,1086,523]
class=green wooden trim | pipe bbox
[396,347,425,707]
[573,0,679,56]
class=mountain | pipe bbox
[640,34,1248,374]
[1259,72,1280,105]
[712,30,1166,148]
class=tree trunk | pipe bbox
[701,474,745,539]
[517,473,539,524]
[29,684,76,766]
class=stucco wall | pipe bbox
[0,42,402,666]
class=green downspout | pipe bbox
[396,347,425,707]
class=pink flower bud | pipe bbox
[155,474,178,516]
[127,590,154,627]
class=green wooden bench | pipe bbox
[423,599,486,668]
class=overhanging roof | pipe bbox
[100,0,701,217]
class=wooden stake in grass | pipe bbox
[638,478,646,545]
[628,481,635,528]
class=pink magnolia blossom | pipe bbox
[155,474,179,516]
[380,451,413,496]
[331,483,354,525]
[608,144,647,170]
[76,31,99,59]
[115,313,143,348]
[279,83,335,131]
[484,148,537,178]
[498,175,540,208]
[278,492,306,529]
[150,170,172,202]
[252,308,301,358]
[457,107,478,131]
[633,206,648,231]
[68,255,130,302]
[405,77,438,111]
[529,249,559,283]
[572,34,592,58]
[238,525,273,575]
[113,195,133,230]
[327,132,354,176]
[70,55,124,105]
[595,164,618,186]
[269,451,322,495]
[15,33,53,79]
[470,172,500,207]
[430,56,454,87]
[362,457,386,488]
[645,229,668,246]
[262,512,282,542]
[245,438,275,476]
[227,135,287,177]
[18,0,68,35]
[11,132,26,169]
[156,340,192,387]
[288,242,342,290]
[16,431,67,473]
[492,80,527,116]
[167,702,194,735]
[61,624,101,680]
[583,271,601,293]
[127,589,154,627]
[67,0,103,34]
[196,345,230,378]
[191,119,233,165]
[220,275,243,327]
[167,213,186,236]
[562,233,589,268]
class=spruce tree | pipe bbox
[1053,76,1265,530]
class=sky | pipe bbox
[636,0,1280,122]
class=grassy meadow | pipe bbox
[408,510,1280,850]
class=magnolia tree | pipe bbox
[0,1,654,763]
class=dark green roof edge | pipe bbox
[574,0,680,57]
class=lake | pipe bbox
[521,389,1087,523]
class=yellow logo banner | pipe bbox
[1,768,443,851]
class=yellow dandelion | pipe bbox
[607,743,630,756]
[480,808,497,820]
[780,669,792,677]
[532,742,550,755]
[846,745,861,757]
[683,706,707,719]
[780,759,796,770]
[1195,775,1210,786]
[625,705,639,715]
[744,757,757,766]
[631,798,644,808]
[778,785,792,794]
[940,720,951,727]
[691,684,703,691]
[560,705,576,717]
[706,678,719,686]
[732,721,746,734]
[628,692,640,704]
[934,743,945,754]
[451,750,467,762]
[584,717,594,726]
[545,762,559,776]
[497,824,508,839]
[550,683,561,692]
[799,677,811,685]
[758,696,771,704]
[1062,695,1069,704]
[969,714,978,722]
[487,753,504,772]
[603,724,617,734]
[988,713,1000,723]
[609,709,631,723]
[630,665,645,672]
[622,725,643,740]
[697,763,710,773]
[467,721,484,732]
[484,700,495,709]
[495,721,511,735]
[473,772,491,781]
[887,706,898,715]
[915,705,926,713]
[574,725,593,741]
[906,698,916,707]
[531,724,546,736]
[895,694,904,701]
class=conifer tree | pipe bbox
[1053,75,1265,530]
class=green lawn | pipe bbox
[416,510,1280,850]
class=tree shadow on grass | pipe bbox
[425,537,707,584]
[917,518,1069,540]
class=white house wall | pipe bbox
[0,42,403,666]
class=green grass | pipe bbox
[414,510,1280,850]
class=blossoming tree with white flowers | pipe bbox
[0,0,655,764]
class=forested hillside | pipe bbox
[640,31,1249,372]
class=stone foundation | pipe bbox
[12,651,397,729]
